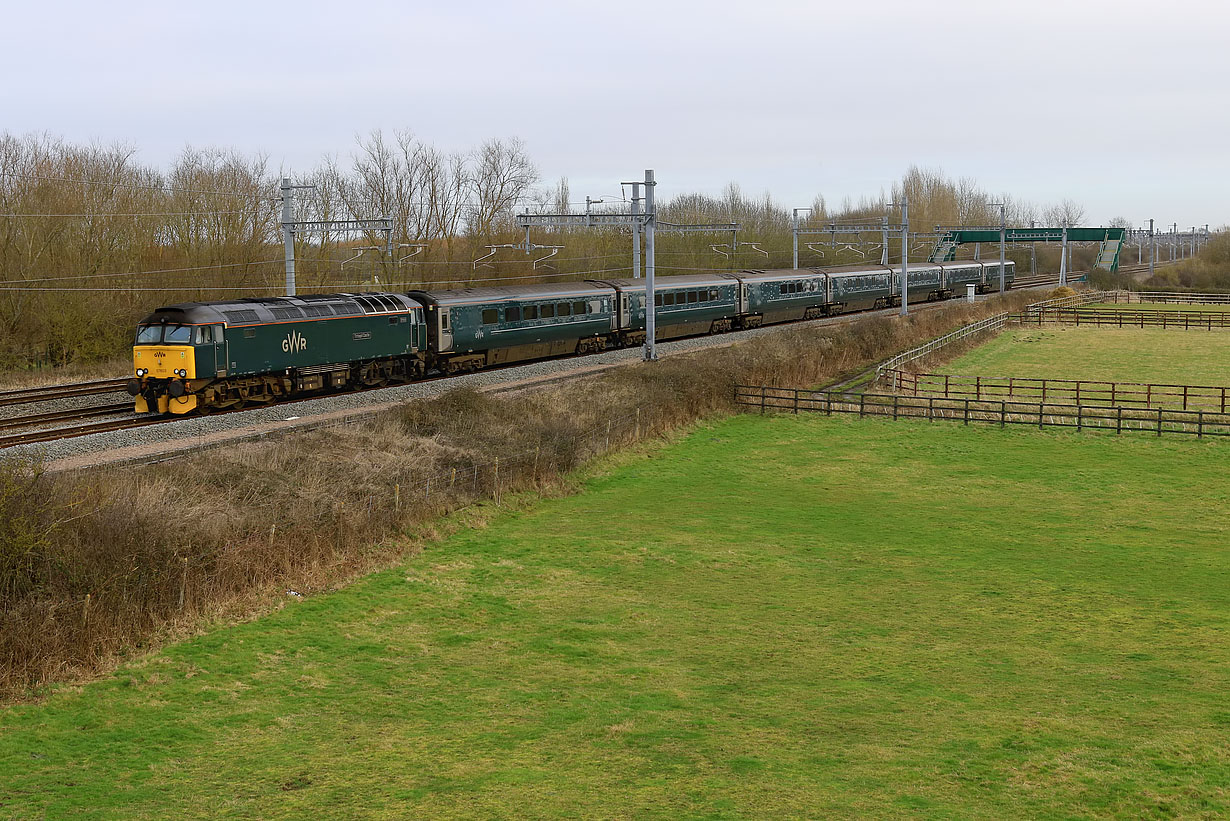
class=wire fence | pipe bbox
[1108,291,1230,305]
[880,370,1230,413]
[735,385,1230,439]
[873,290,1112,381]
[1009,308,1230,330]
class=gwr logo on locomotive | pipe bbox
[282,330,308,353]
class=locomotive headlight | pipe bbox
[174,368,186,377]
[136,368,147,377]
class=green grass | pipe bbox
[1088,301,1230,312]
[2,415,1228,818]
[944,326,1230,385]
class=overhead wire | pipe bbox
[0,211,264,218]
[0,171,272,199]
[4,259,283,284]
[0,266,636,293]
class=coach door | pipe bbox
[438,308,453,352]
[619,293,630,329]
[197,324,227,377]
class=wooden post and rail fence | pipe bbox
[733,385,1230,439]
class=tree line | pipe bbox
[0,130,1116,370]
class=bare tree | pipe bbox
[467,138,538,239]
[1044,199,1086,227]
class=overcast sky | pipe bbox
[3,0,1225,229]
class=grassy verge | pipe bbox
[2,414,1227,818]
[940,326,1230,385]
[0,291,1040,698]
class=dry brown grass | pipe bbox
[0,291,1039,699]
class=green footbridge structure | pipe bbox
[929,227,1126,273]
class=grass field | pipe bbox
[943,326,1230,385]
[2,414,1227,818]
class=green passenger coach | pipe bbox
[408,282,619,372]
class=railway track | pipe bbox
[0,415,167,448]
[0,402,133,433]
[0,377,129,407]
[0,276,1098,452]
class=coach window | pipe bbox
[654,294,663,307]
[524,305,538,320]
[557,302,571,316]
[540,304,555,319]
[688,291,699,303]
[505,305,520,322]
[482,309,498,324]
[664,293,675,306]
[194,326,211,344]
[573,301,587,315]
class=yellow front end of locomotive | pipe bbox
[134,345,196,380]
[132,345,198,414]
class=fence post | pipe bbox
[964,399,969,425]
[1076,381,1081,405]
[859,394,866,418]
[945,373,950,397]
[1183,385,1189,411]
[893,393,899,420]
[928,396,934,422]
[1198,411,1204,438]
[1077,404,1082,431]
[760,386,766,414]
[1039,403,1044,430]
[976,376,981,400]
[1157,408,1163,437]
[1001,400,1006,428]
[794,389,800,414]
[1117,406,1123,434]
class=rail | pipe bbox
[734,385,1230,439]
[880,371,1230,413]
